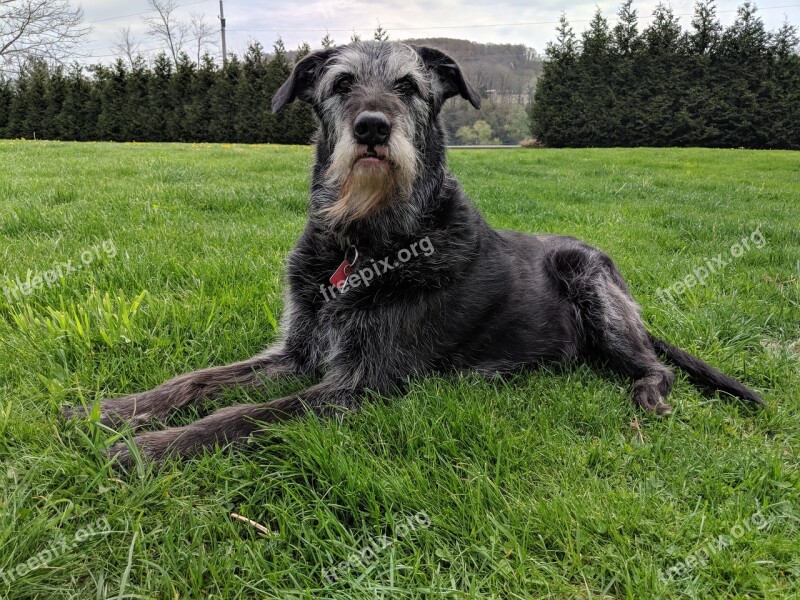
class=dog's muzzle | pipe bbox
[353,111,392,147]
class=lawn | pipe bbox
[0,140,798,599]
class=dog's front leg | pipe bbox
[63,344,304,428]
[107,379,359,468]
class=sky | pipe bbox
[78,0,800,62]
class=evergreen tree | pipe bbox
[689,0,723,55]
[278,42,317,144]
[146,53,175,141]
[265,39,291,143]
[530,13,581,146]
[19,60,51,139]
[770,20,800,147]
[123,57,151,141]
[640,3,687,145]
[185,53,217,142]
[45,66,68,139]
[93,61,128,141]
[684,1,724,145]
[58,64,95,141]
[0,77,11,136]
[577,9,614,146]
[613,0,641,55]
[374,24,389,41]
[207,54,242,142]
[715,2,771,146]
[171,53,197,141]
[236,42,270,143]
[611,0,645,145]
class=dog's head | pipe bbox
[272,41,480,224]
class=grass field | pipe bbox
[0,140,798,599]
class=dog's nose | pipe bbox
[353,111,391,146]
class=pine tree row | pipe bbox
[0,41,315,145]
[530,1,800,148]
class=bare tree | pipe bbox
[0,0,91,74]
[189,12,216,65]
[112,25,142,69]
[143,0,189,66]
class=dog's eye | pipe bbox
[393,76,418,96]
[333,75,354,95]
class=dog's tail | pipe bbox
[648,333,764,406]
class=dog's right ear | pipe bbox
[413,46,481,110]
[272,48,337,113]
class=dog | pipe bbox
[64,41,763,467]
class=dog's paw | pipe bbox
[62,394,157,429]
[60,401,127,428]
[632,386,673,415]
[106,425,200,469]
[106,440,137,471]
[61,404,88,421]
[106,431,167,470]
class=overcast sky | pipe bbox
[79,0,800,62]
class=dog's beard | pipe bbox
[325,163,397,222]
[323,128,418,224]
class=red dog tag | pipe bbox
[330,259,354,290]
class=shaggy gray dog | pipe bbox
[64,41,763,467]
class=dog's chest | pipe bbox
[303,238,437,305]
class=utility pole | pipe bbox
[219,0,227,65]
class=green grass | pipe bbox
[0,140,798,599]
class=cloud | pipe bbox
[78,0,800,62]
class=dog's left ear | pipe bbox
[413,46,481,110]
[272,48,337,113]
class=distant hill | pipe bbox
[404,38,542,100]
